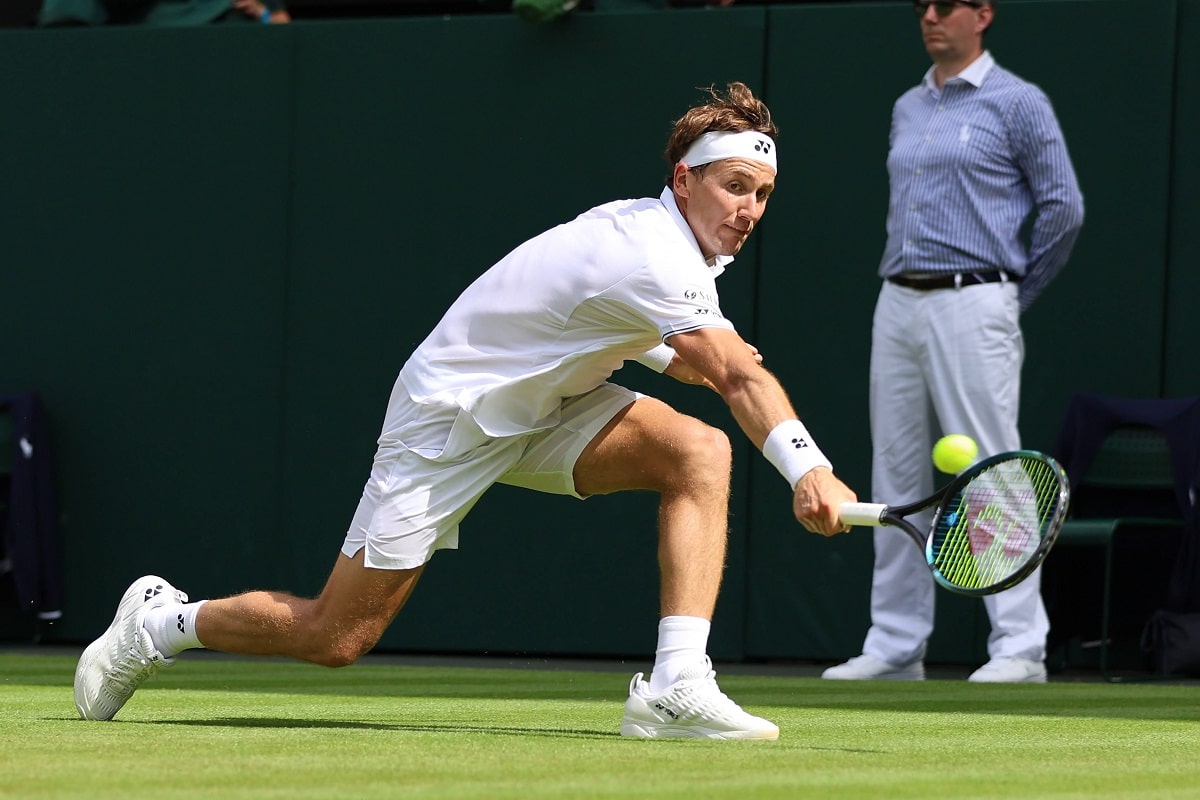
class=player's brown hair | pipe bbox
[663,82,778,184]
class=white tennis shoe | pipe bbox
[620,656,779,740]
[968,657,1047,683]
[821,653,926,681]
[74,575,188,721]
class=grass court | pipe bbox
[2,648,1197,799]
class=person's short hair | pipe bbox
[663,82,777,183]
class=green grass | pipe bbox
[2,650,1198,799]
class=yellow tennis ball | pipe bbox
[932,434,978,474]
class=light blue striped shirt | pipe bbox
[879,52,1085,311]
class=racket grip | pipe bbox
[839,502,888,527]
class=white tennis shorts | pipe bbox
[341,383,640,570]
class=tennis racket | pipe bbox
[839,450,1070,596]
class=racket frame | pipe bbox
[843,450,1071,596]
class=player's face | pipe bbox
[676,158,775,260]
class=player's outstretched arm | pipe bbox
[663,341,762,391]
[666,327,856,535]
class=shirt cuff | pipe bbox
[634,343,675,373]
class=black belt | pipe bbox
[886,271,1020,290]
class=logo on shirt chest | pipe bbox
[683,287,718,305]
[682,286,722,317]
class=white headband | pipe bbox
[680,130,777,174]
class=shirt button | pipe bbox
[915,168,923,175]
[924,135,932,142]
[909,203,917,210]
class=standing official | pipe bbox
[823,0,1084,683]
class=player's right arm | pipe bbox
[665,326,856,536]
[661,341,762,391]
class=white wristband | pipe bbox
[634,343,675,373]
[762,420,832,489]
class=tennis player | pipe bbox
[74,82,857,740]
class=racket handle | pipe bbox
[839,502,888,527]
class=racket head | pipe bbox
[924,450,1070,596]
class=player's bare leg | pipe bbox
[74,554,423,720]
[575,396,731,619]
[574,397,779,740]
[194,552,424,667]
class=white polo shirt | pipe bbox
[384,186,738,460]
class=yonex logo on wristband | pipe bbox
[763,420,832,489]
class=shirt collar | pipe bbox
[659,185,732,277]
[921,50,995,92]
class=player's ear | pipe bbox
[672,162,691,197]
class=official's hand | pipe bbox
[792,467,857,536]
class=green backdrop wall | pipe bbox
[1,0,1195,666]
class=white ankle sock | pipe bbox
[143,600,208,658]
[648,615,710,694]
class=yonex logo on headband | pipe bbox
[680,130,778,174]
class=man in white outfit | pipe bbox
[75,82,859,738]
[822,0,1083,683]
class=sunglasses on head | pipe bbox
[912,0,983,18]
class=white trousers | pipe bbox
[861,279,1049,665]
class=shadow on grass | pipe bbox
[136,718,887,750]
[145,717,620,739]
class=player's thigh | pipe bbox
[496,383,640,497]
[346,440,523,569]
[573,394,731,497]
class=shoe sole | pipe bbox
[620,721,780,740]
[73,576,184,721]
[73,636,109,719]
[968,672,1048,684]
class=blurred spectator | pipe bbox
[231,0,290,22]
[38,0,289,26]
[512,0,732,25]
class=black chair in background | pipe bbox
[1046,425,1183,680]
[1045,393,1200,681]
[0,392,64,642]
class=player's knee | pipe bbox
[675,421,733,487]
[312,639,371,669]
[306,627,379,668]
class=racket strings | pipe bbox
[931,457,1064,590]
